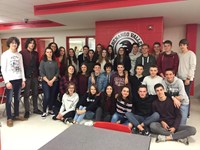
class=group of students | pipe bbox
[0,36,197,145]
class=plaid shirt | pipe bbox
[59,76,77,95]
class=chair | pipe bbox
[93,121,132,133]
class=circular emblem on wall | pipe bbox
[110,31,144,54]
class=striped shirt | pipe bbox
[116,99,132,117]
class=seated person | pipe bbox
[126,85,159,136]
[150,83,196,145]
[162,68,189,125]
[111,86,132,128]
[52,83,79,123]
[96,84,116,122]
[73,84,100,124]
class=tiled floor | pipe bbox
[0,99,199,150]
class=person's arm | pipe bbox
[186,51,196,82]
[173,53,179,75]
[1,53,9,84]
[172,107,181,130]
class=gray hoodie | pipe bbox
[162,77,189,105]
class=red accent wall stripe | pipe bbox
[34,0,182,15]
[0,20,64,31]
[186,24,198,96]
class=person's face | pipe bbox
[136,66,144,75]
[121,87,129,99]
[83,47,89,55]
[81,64,87,73]
[89,51,94,58]
[9,40,18,51]
[117,65,124,73]
[90,86,97,95]
[179,44,188,52]
[163,43,172,53]
[118,48,124,55]
[50,44,57,52]
[68,66,74,74]
[106,86,113,96]
[165,70,175,83]
[59,48,65,56]
[45,49,53,59]
[68,85,75,94]
[141,46,149,54]
[102,50,107,58]
[27,41,35,51]
[69,50,74,57]
[155,86,165,99]
[96,45,102,52]
[93,65,101,74]
[108,47,113,54]
[106,67,111,74]
[138,87,147,99]
[132,45,139,53]
[153,44,161,53]
[149,67,158,77]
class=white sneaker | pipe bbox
[41,113,47,119]
[84,121,94,126]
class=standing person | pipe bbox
[111,86,132,128]
[77,63,89,99]
[106,45,115,64]
[73,84,100,124]
[39,47,59,118]
[48,42,59,58]
[136,44,156,77]
[152,42,162,60]
[94,44,103,62]
[113,47,131,72]
[142,65,163,96]
[126,85,159,136]
[78,45,89,68]
[96,49,110,73]
[52,83,79,123]
[96,84,116,121]
[85,49,95,74]
[129,43,141,76]
[1,37,26,127]
[162,69,189,125]
[20,38,42,119]
[157,40,179,78]
[59,65,77,99]
[177,39,196,116]
[110,63,129,98]
[150,83,196,145]
[129,64,144,101]
[67,48,79,72]
[88,63,107,95]
[58,46,68,77]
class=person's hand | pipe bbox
[56,113,63,120]
[172,96,181,108]
[125,77,128,85]
[6,82,12,89]
[115,94,118,99]
[160,73,165,79]
[78,109,86,115]
[22,81,26,89]
[169,127,176,133]
[184,79,190,85]
[161,121,169,130]
[91,73,95,84]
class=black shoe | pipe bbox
[139,130,151,136]
[52,115,58,120]
[24,112,30,119]
[33,109,43,115]
[132,127,139,134]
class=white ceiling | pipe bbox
[0,0,199,33]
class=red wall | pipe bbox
[96,17,163,51]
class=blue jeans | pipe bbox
[42,81,58,113]
[111,112,129,125]
[125,112,160,127]
[6,79,22,119]
[73,106,86,123]
[180,104,189,125]
[73,106,95,123]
